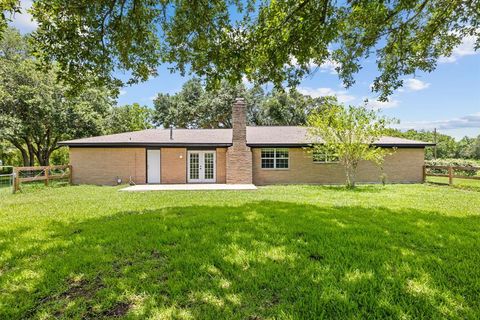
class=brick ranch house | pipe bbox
[59,98,434,186]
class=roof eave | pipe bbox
[58,142,233,148]
[59,141,435,148]
[247,143,311,148]
[247,143,434,148]
[374,143,436,148]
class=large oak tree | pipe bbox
[0,28,114,166]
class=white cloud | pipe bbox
[241,75,254,87]
[439,34,478,63]
[365,98,399,109]
[289,57,313,69]
[8,0,37,33]
[298,86,356,104]
[396,113,480,131]
[119,90,127,96]
[290,56,340,75]
[404,78,430,91]
[318,59,340,74]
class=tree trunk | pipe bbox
[25,139,35,166]
[9,140,29,166]
[35,149,48,166]
[20,150,29,166]
[39,150,50,166]
[349,168,356,188]
[344,164,357,189]
[19,147,29,166]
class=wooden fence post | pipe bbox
[448,166,453,185]
[44,168,49,186]
[13,167,19,193]
[68,165,73,185]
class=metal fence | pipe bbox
[0,166,14,194]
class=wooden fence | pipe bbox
[423,165,480,185]
[13,165,72,193]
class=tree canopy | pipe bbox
[0,28,115,166]
[107,103,153,134]
[386,128,480,160]
[0,0,476,99]
[151,78,329,128]
[0,0,19,37]
[308,102,395,188]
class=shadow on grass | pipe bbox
[289,184,388,193]
[1,201,479,319]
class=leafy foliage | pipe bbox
[107,103,153,134]
[0,141,21,166]
[0,0,19,37]
[386,129,480,160]
[0,28,114,166]
[10,0,476,99]
[308,102,395,188]
[152,78,329,128]
[152,78,242,129]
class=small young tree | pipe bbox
[308,102,395,188]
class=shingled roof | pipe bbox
[59,126,434,147]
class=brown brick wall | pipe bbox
[71,147,228,185]
[226,145,253,184]
[161,148,186,183]
[216,147,227,183]
[70,147,146,185]
[252,147,425,185]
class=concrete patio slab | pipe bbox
[120,184,257,192]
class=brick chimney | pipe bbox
[226,98,253,184]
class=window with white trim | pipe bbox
[261,148,289,169]
[313,148,339,163]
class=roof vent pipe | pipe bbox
[169,125,173,140]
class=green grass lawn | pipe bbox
[1,184,479,319]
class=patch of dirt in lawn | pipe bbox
[60,276,104,300]
[112,260,133,273]
[100,301,131,317]
[71,228,82,234]
[26,276,105,318]
[151,249,167,261]
[308,253,325,261]
[264,293,280,308]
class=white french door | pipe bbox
[187,151,216,183]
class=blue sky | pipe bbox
[9,0,480,139]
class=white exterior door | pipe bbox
[147,149,161,184]
[188,151,216,183]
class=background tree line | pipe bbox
[151,78,330,128]
[386,129,480,160]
